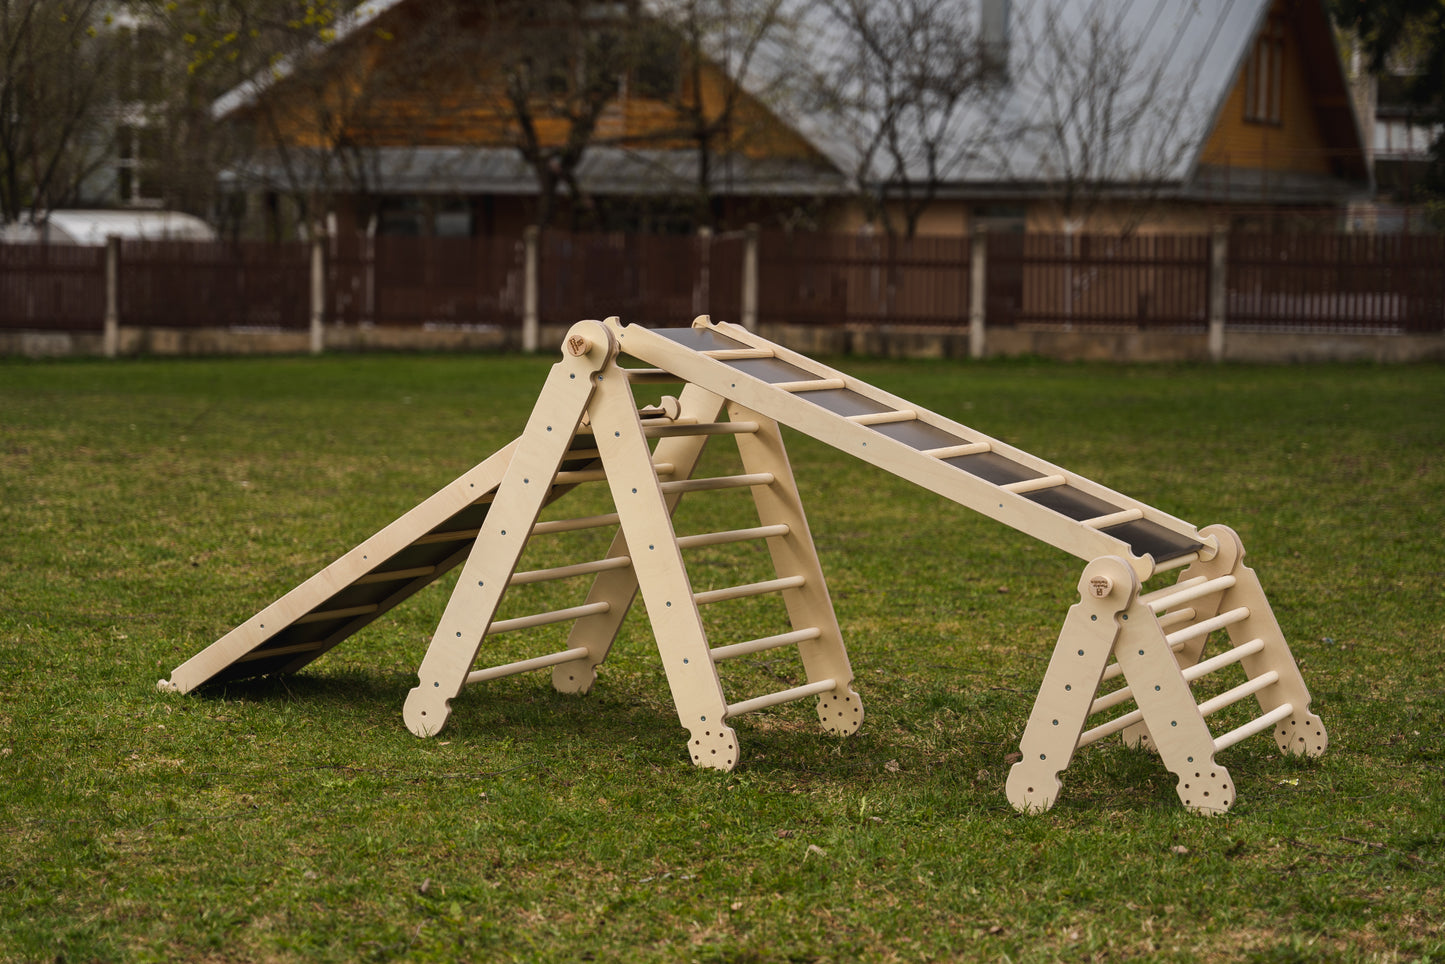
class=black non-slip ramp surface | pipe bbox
[177,436,610,689]
[636,324,1204,565]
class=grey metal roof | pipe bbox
[744,0,1278,191]
[213,0,1369,201]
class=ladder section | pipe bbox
[1008,527,1326,814]
[579,369,861,769]
[613,317,1212,581]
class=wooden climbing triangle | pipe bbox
[160,316,1327,814]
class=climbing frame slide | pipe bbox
[160,316,1326,814]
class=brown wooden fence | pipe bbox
[989,234,1211,331]
[1227,233,1445,334]
[119,240,312,329]
[3,229,1442,336]
[329,233,523,329]
[756,232,972,327]
[0,244,106,331]
[538,232,744,326]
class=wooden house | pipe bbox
[214,0,1371,240]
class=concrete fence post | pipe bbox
[969,224,987,360]
[694,226,713,317]
[309,234,325,355]
[742,224,759,330]
[523,225,540,353]
[1209,226,1228,362]
[103,235,120,359]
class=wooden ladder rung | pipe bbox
[710,627,822,662]
[510,555,632,586]
[1082,508,1145,530]
[847,410,916,426]
[775,378,846,393]
[295,604,378,625]
[1001,474,1068,494]
[235,641,326,663]
[643,421,760,439]
[466,646,592,686]
[924,441,992,458]
[676,523,789,550]
[619,367,678,383]
[1143,575,1237,613]
[726,679,837,719]
[531,512,621,536]
[1091,637,1267,715]
[694,575,805,606]
[414,527,482,545]
[1212,699,1292,752]
[659,472,774,495]
[701,348,775,360]
[1164,606,1251,648]
[556,461,675,485]
[354,566,436,585]
[486,601,611,636]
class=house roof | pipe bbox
[212,0,1370,204]
[744,0,1369,200]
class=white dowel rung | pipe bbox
[1001,474,1068,494]
[486,601,610,636]
[355,565,436,585]
[1212,699,1293,753]
[676,524,789,550]
[466,646,592,685]
[1198,670,1279,719]
[1182,637,1266,684]
[710,627,823,662]
[846,410,916,425]
[924,441,992,459]
[531,512,620,535]
[775,378,846,392]
[643,421,760,439]
[660,472,774,494]
[1077,706,1145,748]
[296,603,378,625]
[1146,575,1237,614]
[1082,508,1145,530]
[726,679,837,719]
[510,555,631,586]
[694,575,805,606]
[1165,606,1251,648]
[556,462,675,485]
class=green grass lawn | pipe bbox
[1,349,1442,963]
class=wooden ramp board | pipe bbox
[613,319,1210,580]
[158,435,613,692]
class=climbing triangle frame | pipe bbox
[160,316,1327,815]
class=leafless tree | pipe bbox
[640,0,797,230]
[802,0,989,239]
[0,0,122,224]
[993,3,1204,233]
